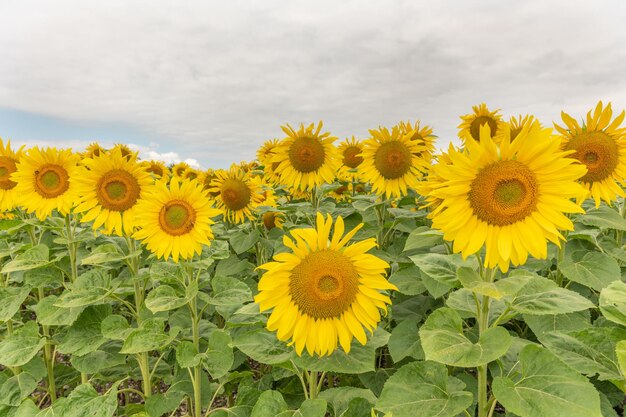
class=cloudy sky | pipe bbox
[1,1,625,168]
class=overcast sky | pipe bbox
[1,1,625,168]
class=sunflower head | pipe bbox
[111,144,136,161]
[427,122,587,272]
[255,213,396,357]
[183,168,201,182]
[397,120,437,159]
[271,122,340,192]
[358,126,429,198]
[458,103,505,144]
[328,182,352,202]
[262,210,284,230]
[11,147,81,220]
[257,139,280,166]
[133,178,221,262]
[0,139,25,211]
[209,164,264,224]
[555,101,626,207]
[337,137,364,182]
[83,142,107,159]
[172,162,191,178]
[142,160,169,179]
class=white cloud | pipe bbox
[1,1,626,166]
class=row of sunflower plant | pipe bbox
[0,101,625,417]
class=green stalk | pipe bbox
[38,287,57,401]
[476,268,495,417]
[307,370,320,400]
[187,265,202,417]
[65,215,78,283]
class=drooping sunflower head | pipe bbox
[555,101,626,207]
[111,144,136,161]
[257,139,280,166]
[337,137,364,182]
[261,210,285,230]
[255,213,396,357]
[11,147,81,220]
[271,122,340,192]
[83,142,107,160]
[358,126,429,198]
[458,103,505,144]
[0,139,25,211]
[397,120,437,160]
[133,178,221,262]
[427,122,587,272]
[142,160,170,180]
[74,148,153,236]
[209,164,264,224]
[172,162,191,178]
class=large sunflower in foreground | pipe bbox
[397,120,437,160]
[255,213,396,357]
[427,122,587,272]
[0,139,24,211]
[133,178,221,262]
[12,147,81,220]
[271,122,340,192]
[358,126,429,198]
[209,165,264,224]
[74,148,153,236]
[554,101,626,207]
[337,137,364,182]
[458,103,505,144]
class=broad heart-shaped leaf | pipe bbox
[292,328,390,374]
[388,265,426,296]
[457,266,503,299]
[176,340,202,368]
[80,243,139,265]
[506,275,594,315]
[203,328,234,379]
[388,319,424,362]
[100,314,131,340]
[250,390,289,417]
[276,399,327,417]
[409,253,460,287]
[559,251,620,291]
[0,372,38,406]
[35,383,118,417]
[54,269,117,308]
[33,295,84,326]
[230,229,261,255]
[376,361,473,417]
[600,281,626,327]
[1,244,49,273]
[524,311,591,341]
[206,275,253,306]
[0,286,30,322]
[419,307,511,367]
[232,326,293,365]
[617,340,626,379]
[541,326,626,381]
[145,281,197,313]
[578,205,626,231]
[0,321,46,367]
[319,387,377,417]
[403,226,444,252]
[492,344,602,417]
[120,322,180,354]
[70,348,126,374]
[56,305,111,356]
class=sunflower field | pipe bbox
[1,102,626,417]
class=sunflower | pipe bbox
[133,178,221,262]
[74,148,153,236]
[328,182,352,202]
[255,213,396,357]
[427,121,587,272]
[0,211,15,220]
[0,139,25,211]
[11,147,81,220]
[458,103,506,144]
[257,139,280,165]
[554,101,626,207]
[261,210,284,230]
[257,185,278,208]
[337,137,364,182]
[415,143,457,212]
[498,114,540,143]
[183,168,201,182]
[172,162,191,178]
[271,122,340,192]
[142,160,170,180]
[209,165,264,224]
[83,142,107,159]
[397,120,437,159]
[358,126,429,198]
[111,144,136,161]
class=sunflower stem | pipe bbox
[477,267,494,417]
[64,214,78,283]
[187,264,203,417]
[38,286,57,402]
[307,370,319,400]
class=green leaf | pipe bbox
[56,305,111,356]
[559,251,620,291]
[48,383,118,417]
[176,340,201,368]
[230,229,261,255]
[203,329,234,379]
[0,321,46,367]
[33,295,84,326]
[492,344,602,417]
[54,270,117,308]
[507,276,594,315]
[457,266,503,299]
[206,275,252,306]
[403,227,443,252]
[524,311,591,341]
[276,399,327,417]
[145,281,197,313]
[70,348,126,374]
[319,387,377,417]
[81,243,137,265]
[1,244,49,273]
[100,314,130,340]
[541,326,626,381]
[616,340,626,379]
[388,319,424,362]
[120,323,179,354]
[0,372,38,406]
[409,253,459,287]
[293,328,390,374]
[599,281,626,327]
[0,286,31,322]
[578,206,626,231]
[376,361,473,417]
[388,265,425,295]
[251,390,289,417]
[419,307,511,367]
[232,326,293,365]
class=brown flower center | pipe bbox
[96,169,141,211]
[34,164,70,198]
[343,145,363,168]
[158,200,196,236]
[220,178,251,210]
[0,156,18,190]
[288,136,325,173]
[564,131,619,183]
[374,141,412,179]
[470,116,498,141]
